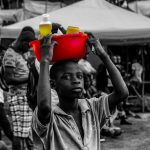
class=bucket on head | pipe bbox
[29,32,88,63]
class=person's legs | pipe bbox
[1,0,9,9]
[25,129,35,150]
[0,103,13,141]
[8,95,34,150]
[12,136,25,150]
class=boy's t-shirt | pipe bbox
[32,94,111,150]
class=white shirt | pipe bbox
[0,88,4,103]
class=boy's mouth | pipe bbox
[72,87,83,92]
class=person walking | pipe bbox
[2,29,36,150]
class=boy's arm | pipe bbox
[87,34,129,112]
[100,52,128,111]
[37,35,56,125]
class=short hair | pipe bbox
[17,26,36,42]
[20,31,36,42]
[50,59,79,80]
[21,26,35,35]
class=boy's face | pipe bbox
[54,62,84,100]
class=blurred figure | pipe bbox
[130,58,143,89]
[95,62,122,138]
[0,88,13,142]
[78,59,97,98]
[2,28,36,150]
[0,0,9,9]
[0,140,8,150]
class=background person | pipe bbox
[2,29,36,150]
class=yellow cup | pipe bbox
[66,26,80,34]
[39,23,52,37]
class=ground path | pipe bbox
[2,113,150,150]
[101,113,150,150]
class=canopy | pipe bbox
[23,0,65,18]
[1,0,150,45]
[128,0,150,17]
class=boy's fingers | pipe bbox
[85,32,95,39]
[40,34,53,43]
[51,41,58,47]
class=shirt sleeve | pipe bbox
[3,48,16,68]
[91,94,111,129]
[32,107,53,139]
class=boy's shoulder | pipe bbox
[78,94,108,110]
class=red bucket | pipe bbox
[29,32,88,62]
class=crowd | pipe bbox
[0,24,144,150]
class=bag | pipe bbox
[26,60,39,111]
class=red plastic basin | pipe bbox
[29,32,88,62]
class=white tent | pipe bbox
[1,0,150,45]
[128,0,150,17]
[23,0,65,19]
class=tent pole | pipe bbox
[45,0,48,13]
[141,46,145,112]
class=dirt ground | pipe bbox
[101,113,150,150]
[1,113,150,150]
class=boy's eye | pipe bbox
[77,73,83,79]
[61,74,71,80]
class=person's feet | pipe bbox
[101,126,122,137]
[134,114,141,119]
[100,136,105,142]
[120,119,132,125]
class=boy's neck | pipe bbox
[58,98,79,114]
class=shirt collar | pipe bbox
[53,99,90,116]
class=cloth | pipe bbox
[32,94,111,150]
[0,88,4,103]
[7,95,33,138]
[131,62,143,83]
[3,47,29,96]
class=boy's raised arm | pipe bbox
[87,33,129,112]
[37,35,56,125]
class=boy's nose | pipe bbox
[72,76,81,84]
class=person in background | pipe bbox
[78,59,97,98]
[0,87,13,142]
[32,33,128,150]
[130,58,143,89]
[2,28,36,150]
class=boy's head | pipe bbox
[50,59,84,100]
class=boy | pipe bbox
[32,34,128,150]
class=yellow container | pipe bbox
[39,14,52,37]
[66,26,80,34]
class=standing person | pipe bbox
[78,59,97,98]
[32,34,128,150]
[2,30,36,150]
[0,87,13,142]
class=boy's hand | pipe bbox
[52,23,61,33]
[86,32,106,57]
[40,34,57,62]
[52,23,66,34]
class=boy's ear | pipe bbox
[50,79,56,89]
